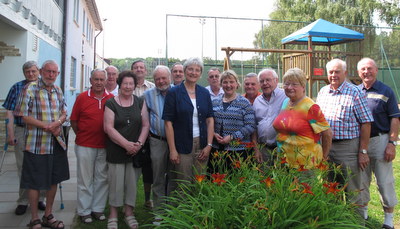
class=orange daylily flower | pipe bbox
[254,201,268,211]
[233,160,241,169]
[323,182,341,195]
[211,173,227,186]
[280,157,288,164]
[212,151,220,158]
[240,141,255,149]
[195,174,206,183]
[239,177,246,183]
[301,182,314,196]
[260,177,275,188]
[315,161,328,171]
[297,165,308,172]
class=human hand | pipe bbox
[198,146,211,161]
[170,151,180,164]
[384,143,396,162]
[358,153,369,170]
[7,135,17,146]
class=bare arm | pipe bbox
[5,110,16,145]
[385,117,399,162]
[165,120,179,164]
[358,122,371,170]
[135,102,150,149]
[320,128,332,160]
[103,106,135,155]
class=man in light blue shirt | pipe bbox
[144,65,172,224]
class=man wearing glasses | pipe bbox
[205,67,223,100]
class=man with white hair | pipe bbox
[105,65,119,96]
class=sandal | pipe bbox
[80,214,93,223]
[91,211,106,221]
[27,219,42,229]
[107,218,118,229]
[124,215,139,229]
[41,214,64,229]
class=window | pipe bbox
[82,10,86,35]
[73,0,79,22]
[70,57,77,89]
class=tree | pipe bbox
[254,0,400,66]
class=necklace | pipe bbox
[223,94,237,103]
[118,95,133,125]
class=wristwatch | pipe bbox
[360,149,368,154]
[389,140,398,146]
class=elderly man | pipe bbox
[243,72,261,105]
[105,65,119,96]
[171,62,184,86]
[357,58,399,229]
[205,67,223,100]
[14,60,69,229]
[316,59,373,219]
[131,59,155,208]
[70,69,113,223]
[2,61,46,215]
[144,65,172,224]
[252,68,287,164]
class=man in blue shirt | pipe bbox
[144,65,172,225]
[357,58,399,229]
[2,61,46,215]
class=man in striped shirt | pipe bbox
[14,60,69,229]
[144,65,171,224]
[316,58,373,221]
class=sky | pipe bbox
[95,0,276,60]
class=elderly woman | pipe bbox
[104,71,149,229]
[162,57,214,189]
[273,68,332,169]
[210,70,256,172]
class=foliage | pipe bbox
[156,147,364,229]
[253,0,400,67]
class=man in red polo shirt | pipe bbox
[70,69,114,223]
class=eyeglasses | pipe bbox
[43,69,59,75]
[208,75,219,79]
[283,82,301,88]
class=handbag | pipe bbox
[132,146,146,168]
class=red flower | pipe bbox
[233,160,241,169]
[260,177,275,188]
[195,174,206,183]
[323,182,341,195]
[301,182,314,196]
[297,165,308,172]
[280,157,288,164]
[239,177,246,183]
[242,141,255,149]
[315,161,328,171]
[211,173,227,186]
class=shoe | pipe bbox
[382,224,394,229]
[80,214,93,224]
[144,200,154,209]
[107,218,118,229]
[15,204,28,215]
[124,215,138,229]
[38,201,46,211]
[27,218,42,229]
[41,214,64,229]
[91,212,106,221]
[153,216,163,226]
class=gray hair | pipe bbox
[245,72,258,78]
[258,68,278,81]
[22,61,39,72]
[326,59,347,72]
[357,57,377,70]
[208,67,220,74]
[105,65,119,72]
[183,57,204,74]
[153,65,171,78]
[91,68,107,80]
[41,60,58,69]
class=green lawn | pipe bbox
[74,150,400,228]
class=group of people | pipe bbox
[2,56,398,229]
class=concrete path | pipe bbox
[0,130,78,229]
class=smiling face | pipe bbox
[357,58,378,87]
[327,61,346,90]
[131,61,147,81]
[244,76,260,97]
[221,75,238,97]
[105,66,118,86]
[120,76,135,96]
[283,80,304,102]
[184,64,202,84]
[259,71,278,97]
[90,71,107,94]
[154,68,171,91]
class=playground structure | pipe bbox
[222,19,365,98]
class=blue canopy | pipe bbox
[281,19,364,45]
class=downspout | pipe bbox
[93,30,103,68]
[60,0,67,93]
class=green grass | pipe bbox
[74,150,400,228]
